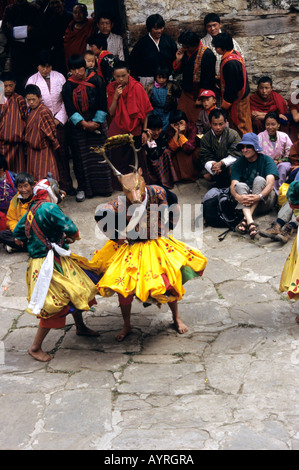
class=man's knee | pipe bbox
[234,182,250,195]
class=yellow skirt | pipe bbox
[26,256,98,320]
[279,235,299,299]
[72,236,207,304]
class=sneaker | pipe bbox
[274,223,295,244]
[5,245,15,253]
[259,222,282,239]
[75,190,85,202]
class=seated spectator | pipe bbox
[258,111,293,193]
[167,109,199,182]
[0,71,27,173]
[0,171,34,253]
[64,3,96,69]
[211,32,252,136]
[197,108,242,188]
[250,76,289,134]
[144,114,178,189]
[83,50,97,74]
[145,65,181,132]
[230,133,279,239]
[26,50,74,195]
[24,84,60,182]
[173,31,216,124]
[96,12,125,60]
[259,200,297,245]
[86,33,116,84]
[288,82,299,143]
[0,154,16,232]
[201,13,244,82]
[196,89,217,136]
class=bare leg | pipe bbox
[28,326,53,362]
[116,303,132,342]
[169,300,188,334]
[72,310,100,336]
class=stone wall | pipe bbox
[124,0,299,99]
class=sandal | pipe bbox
[235,218,248,234]
[248,222,259,239]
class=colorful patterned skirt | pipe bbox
[72,236,207,305]
[26,254,98,327]
[279,235,299,300]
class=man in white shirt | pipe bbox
[96,12,125,60]
[201,13,244,79]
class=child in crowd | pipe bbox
[24,84,60,182]
[84,50,97,74]
[167,109,200,182]
[144,114,178,189]
[196,89,217,136]
[146,66,181,132]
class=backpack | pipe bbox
[202,188,243,241]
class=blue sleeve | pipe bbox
[92,110,107,123]
[70,112,84,126]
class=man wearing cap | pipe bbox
[196,89,217,135]
[230,132,279,239]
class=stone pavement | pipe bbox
[0,181,298,451]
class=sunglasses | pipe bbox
[241,145,254,149]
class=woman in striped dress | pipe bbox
[62,54,112,202]
[24,84,60,182]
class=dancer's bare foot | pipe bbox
[174,317,189,334]
[28,347,53,362]
[76,326,100,336]
[115,326,132,342]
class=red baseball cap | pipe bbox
[199,89,216,98]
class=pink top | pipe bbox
[258,130,293,162]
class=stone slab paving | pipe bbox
[0,181,298,450]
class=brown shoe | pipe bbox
[274,223,295,244]
[259,222,282,239]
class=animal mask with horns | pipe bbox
[91,134,146,204]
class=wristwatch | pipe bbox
[259,193,264,201]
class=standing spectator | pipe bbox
[196,89,217,135]
[62,54,111,201]
[2,0,44,92]
[24,84,60,181]
[129,14,177,88]
[26,50,74,194]
[212,32,252,136]
[0,71,27,173]
[201,13,244,81]
[64,3,96,69]
[41,0,73,76]
[106,60,153,189]
[86,34,116,84]
[173,31,216,124]
[145,65,181,132]
[96,12,125,60]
